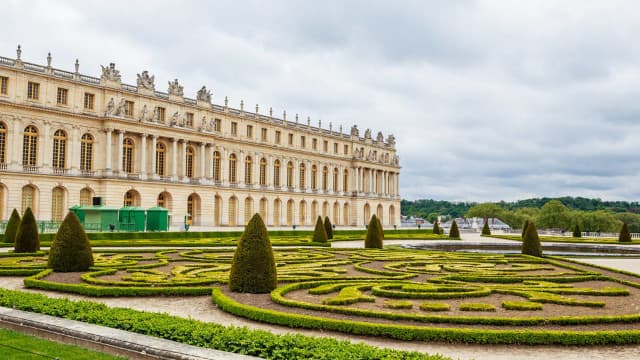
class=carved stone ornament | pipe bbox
[350,125,359,137]
[170,111,180,126]
[386,134,396,146]
[105,97,115,116]
[136,70,155,90]
[196,86,212,103]
[114,98,126,116]
[168,78,184,97]
[139,104,148,122]
[376,131,384,142]
[100,63,121,82]
[364,128,372,139]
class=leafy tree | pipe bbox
[365,215,383,248]
[313,216,328,243]
[432,220,440,235]
[619,223,632,243]
[14,207,39,253]
[614,212,640,233]
[572,210,621,233]
[522,221,542,257]
[323,216,333,240]
[229,213,277,293]
[536,200,571,230]
[481,220,491,236]
[449,220,460,239]
[48,212,94,272]
[466,203,503,219]
[572,224,581,238]
[3,209,21,243]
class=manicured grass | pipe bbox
[485,234,640,245]
[0,328,125,360]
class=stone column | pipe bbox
[69,125,79,174]
[267,155,273,188]
[140,133,147,179]
[200,143,206,180]
[221,148,228,185]
[293,159,299,191]
[171,138,178,180]
[238,150,245,187]
[104,128,112,175]
[209,144,215,180]
[181,140,187,181]
[117,130,124,176]
[150,135,157,179]
[41,121,51,170]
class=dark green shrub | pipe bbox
[432,220,440,235]
[449,220,460,239]
[365,215,383,248]
[229,213,277,293]
[323,216,333,240]
[48,212,94,272]
[3,209,21,243]
[481,220,491,236]
[14,208,39,253]
[619,223,632,243]
[521,221,542,257]
[313,216,328,243]
[573,224,582,238]
[521,220,530,239]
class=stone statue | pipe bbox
[168,79,184,97]
[350,125,359,137]
[100,63,121,82]
[386,134,396,146]
[151,106,158,122]
[136,70,155,90]
[139,104,148,122]
[114,98,126,116]
[105,97,115,116]
[364,128,372,139]
[376,131,384,142]
[170,111,179,126]
[208,119,215,131]
[197,86,212,103]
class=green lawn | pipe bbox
[486,234,640,245]
[0,328,125,360]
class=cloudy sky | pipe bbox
[3,0,640,202]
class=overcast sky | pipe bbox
[3,1,640,202]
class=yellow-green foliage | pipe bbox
[324,216,333,240]
[229,214,277,293]
[365,215,383,248]
[4,209,21,243]
[419,302,451,312]
[313,216,328,243]
[521,221,542,257]
[14,208,39,253]
[383,299,413,309]
[459,303,496,312]
[501,301,543,311]
[48,212,94,272]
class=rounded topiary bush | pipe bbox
[522,221,542,257]
[365,214,383,249]
[313,216,328,243]
[572,224,582,238]
[323,216,333,240]
[619,223,632,243]
[432,220,440,235]
[14,207,39,253]
[481,220,491,236]
[521,220,530,239]
[3,209,21,243]
[48,212,94,272]
[449,220,460,239]
[229,213,277,293]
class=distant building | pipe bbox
[441,217,510,231]
[400,215,432,228]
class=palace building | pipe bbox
[0,46,401,228]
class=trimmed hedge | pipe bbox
[573,224,581,238]
[449,220,460,239]
[459,303,496,312]
[432,221,440,235]
[324,216,334,240]
[48,212,94,272]
[365,215,383,249]
[313,216,329,243]
[4,209,21,243]
[619,223,632,243]
[482,220,491,236]
[521,221,542,257]
[14,207,39,253]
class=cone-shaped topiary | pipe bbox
[481,220,491,236]
[229,213,277,293]
[3,209,21,243]
[521,221,542,257]
[323,216,333,240]
[572,224,582,238]
[365,214,383,248]
[521,220,530,239]
[432,220,440,235]
[14,207,39,253]
[376,215,384,240]
[48,212,94,272]
[313,216,328,243]
[619,223,632,243]
[449,220,460,239]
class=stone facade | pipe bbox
[0,48,401,228]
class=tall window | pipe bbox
[322,166,328,191]
[246,125,253,138]
[51,187,64,222]
[229,154,237,183]
[343,169,349,192]
[275,130,281,144]
[185,112,194,128]
[288,133,293,145]
[334,143,338,154]
[344,144,349,155]
[214,196,222,225]
[299,163,306,189]
[56,88,68,105]
[286,200,293,226]
[286,161,293,188]
[80,188,92,206]
[231,122,238,136]
[259,198,267,220]
[80,133,93,172]
[22,125,38,166]
[273,160,281,187]
[124,190,134,206]
[157,193,166,208]
[52,129,67,169]
[244,156,252,184]
[0,122,6,164]
[122,138,134,173]
[323,140,328,152]
[84,93,95,110]
[187,194,195,224]
[311,165,318,190]
[214,118,221,132]
[124,100,134,117]
[228,196,237,226]
[27,82,39,100]
[0,76,7,95]
[299,201,307,225]
[21,186,34,214]
[212,151,221,182]
[156,107,166,123]
[259,158,267,185]
[155,142,166,176]
[244,197,253,224]
[300,136,306,148]
[333,168,339,192]
[186,146,194,178]
[312,138,317,150]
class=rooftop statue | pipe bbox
[168,78,184,97]
[350,125,359,137]
[197,86,212,103]
[386,134,396,146]
[100,63,121,82]
[364,128,372,139]
[136,70,155,90]
[376,131,384,142]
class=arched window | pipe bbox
[80,133,93,172]
[311,165,318,190]
[155,142,166,176]
[124,190,135,206]
[259,158,267,186]
[333,168,339,192]
[52,129,67,170]
[22,125,38,167]
[229,154,237,184]
[286,161,293,188]
[377,204,384,224]
[299,163,306,189]
[286,199,294,226]
[187,194,195,224]
[322,166,328,191]
[212,151,221,182]
[0,122,7,164]
[157,192,166,208]
[244,197,254,224]
[322,201,329,218]
[299,201,307,225]
[186,146,195,178]
[214,195,222,225]
[310,201,318,223]
[228,196,238,225]
[273,160,281,187]
[244,156,253,184]
[364,204,371,224]
[259,198,267,220]
[273,199,281,226]
[343,203,350,226]
[389,205,396,226]
[51,187,64,222]
[21,185,35,214]
[122,138,134,174]
[333,202,340,225]
[80,188,92,206]
[343,169,349,192]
